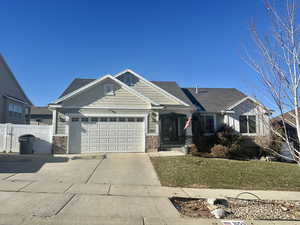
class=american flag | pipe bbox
[184,117,192,129]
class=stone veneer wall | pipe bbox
[145,135,159,152]
[185,135,193,146]
[52,136,68,154]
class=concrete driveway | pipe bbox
[0,153,183,225]
[1,153,160,185]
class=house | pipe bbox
[29,106,52,125]
[49,69,270,154]
[271,108,300,145]
[0,54,32,124]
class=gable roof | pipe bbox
[59,78,95,98]
[183,88,247,112]
[115,69,189,106]
[54,75,158,106]
[59,78,194,108]
[0,54,32,105]
[151,81,195,109]
[272,108,300,128]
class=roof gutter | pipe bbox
[4,95,31,106]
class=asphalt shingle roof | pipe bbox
[59,78,95,98]
[58,79,194,107]
[183,88,247,112]
[150,81,194,108]
[58,78,247,112]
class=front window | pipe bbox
[239,115,256,134]
[198,115,215,133]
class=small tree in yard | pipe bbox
[246,0,300,164]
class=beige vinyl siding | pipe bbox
[57,108,149,115]
[226,99,269,136]
[55,108,150,135]
[117,72,178,105]
[62,78,150,108]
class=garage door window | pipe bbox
[128,117,135,122]
[81,117,89,122]
[119,117,126,122]
[100,117,108,122]
[109,117,117,122]
[72,118,79,122]
[91,117,98,122]
[137,117,144,122]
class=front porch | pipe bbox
[159,113,187,150]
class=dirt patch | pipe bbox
[170,197,300,221]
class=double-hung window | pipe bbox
[239,115,256,134]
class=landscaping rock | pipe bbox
[171,197,300,220]
[207,198,217,205]
[207,198,228,207]
[206,204,219,211]
[211,208,226,219]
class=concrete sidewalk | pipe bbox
[0,180,299,225]
[0,153,299,225]
[1,179,298,200]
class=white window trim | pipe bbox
[239,115,257,135]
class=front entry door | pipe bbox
[160,114,186,145]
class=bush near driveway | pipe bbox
[150,156,300,191]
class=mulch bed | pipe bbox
[170,197,300,221]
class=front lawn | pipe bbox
[150,156,300,191]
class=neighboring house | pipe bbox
[271,108,300,143]
[30,106,52,125]
[49,69,270,154]
[0,54,32,124]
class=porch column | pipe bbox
[52,109,57,135]
[185,113,193,145]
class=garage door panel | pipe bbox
[70,116,145,153]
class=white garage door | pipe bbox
[69,116,145,153]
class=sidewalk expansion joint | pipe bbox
[107,183,112,195]
[85,157,105,184]
[63,183,74,193]
[55,194,76,215]
[17,180,36,192]
[2,173,17,180]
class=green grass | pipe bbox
[150,156,300,191]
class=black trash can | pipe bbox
[19,135,35,154]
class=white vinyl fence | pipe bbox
[0,124,53,154]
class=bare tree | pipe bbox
[245,0,300,164]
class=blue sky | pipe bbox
[0,0,270,106]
